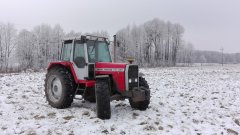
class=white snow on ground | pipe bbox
[1,64,240,135]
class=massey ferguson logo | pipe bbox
[95,68,125,72]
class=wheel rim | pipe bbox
[47,75,62,102]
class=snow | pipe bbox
[1,64,240,135]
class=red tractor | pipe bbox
[44,35,150,119]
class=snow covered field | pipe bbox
[1,64,240,135]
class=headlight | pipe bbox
[129,79,132,83]
[135,78,138,82]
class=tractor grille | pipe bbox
[128,65,138,90]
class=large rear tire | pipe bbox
[95,77,111,119]
[129,77,150,110]
[44,67,76,109]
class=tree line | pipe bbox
[0,18,239,72]
[192,50,240,64]
[0,23,16,72]
[0,22,108,72]
[115,18,193,67]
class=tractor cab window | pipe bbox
[62,42,72,61]
[73,42,86,68]
[87,40,112,63]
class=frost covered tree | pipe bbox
[199,55,207,66]
[88,30,109,39]
[65,30,81,39]
[0,24,3,70]
[33,24,53,68]
[172,24,184,66]
[3,19,240,72]
[0,23,17,72]
[52,24,64,59]
[16,29,36,70]
[116,18,186,67]
[116,26,133,62]
[14,24,113,71]
[15,24,65,70]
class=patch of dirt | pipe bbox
[227,128,238,135]
[47,112,56,118]
[143,125,157,131]
[82,111,90,117]
[234,119,240,126]
[33,115,46,120]
[63,116,74,120]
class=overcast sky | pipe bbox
[0,0,239,53]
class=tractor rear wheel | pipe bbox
[129,77,150,110]
[44,67,76,109]
[95,77,111,119]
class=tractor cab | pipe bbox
[61,35,111,80]
[45,35,150,119]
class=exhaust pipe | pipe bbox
[113,35,117,63]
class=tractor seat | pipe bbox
[74,57,86,68]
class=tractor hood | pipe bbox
[94,62,127,92]
[94,62,139,92]
[95,62,127,72]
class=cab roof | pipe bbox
[63,35,108,42]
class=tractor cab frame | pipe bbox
[61,35,111,80]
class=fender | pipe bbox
[47,61,78,84]
[47,61,95,87]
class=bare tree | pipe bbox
[116,18,186,67]
[53,24,64,60]
[0,23,4,71]
[172,24,184,66]
[0,23,17,72]
[116,27,130,62]
[33,24,53,69]
[199,55,207,66]
[16,29,35,70]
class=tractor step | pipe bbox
[75,88,85,95]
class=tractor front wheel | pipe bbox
[44,67,76,109]
[95,77,111,119]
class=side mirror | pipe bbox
[74,57,86,68]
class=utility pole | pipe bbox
[220,47,224,66]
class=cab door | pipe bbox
[72,41,88,80]
[61,40,73,61]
